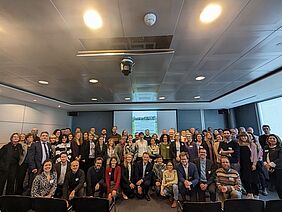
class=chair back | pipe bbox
[224,199,264,212]
[73,197,110,212]
[183,201,221,212]
[32,197,67,212]
[0,195,32,212]
[265,200,282,212]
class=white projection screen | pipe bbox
[113,110,177,135]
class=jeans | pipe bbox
[163,184,179,200]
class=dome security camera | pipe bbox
[121,57,134,76]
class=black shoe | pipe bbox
[145,194,151,201]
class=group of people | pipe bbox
[0,124,281,208]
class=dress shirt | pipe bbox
[128,164,132,181]
[41,141,49,164]
[200,159,207,182]
[58,163,67,185]
[143,163,147,178]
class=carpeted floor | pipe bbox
[116,193,177,212]
[115,191,279,212]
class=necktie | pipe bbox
[43,142,49,158]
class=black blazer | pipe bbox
[263,145,282,170]
[62,169,85,199]
[193,158,216,185]
[29,141,52,170]
[86,166,105,196]
[121,163,135,185]
[0,142,22,172]
[170,141,187,158]
[95,143,107,160]
[134,161,153,183]
[54,161,71,178]
[80,140,96,161]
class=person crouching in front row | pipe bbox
[62,160,85,204]
[135,152,153,201]
[106,156,121,204]
[160,161,178,208]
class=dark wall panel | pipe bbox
[204,110,225,130]
[234,103,260,135]
[177,110,202,131]
[72,111,113,133]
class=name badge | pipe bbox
[146,171,149,174]
[265,150,269,152]
[208,171,211,174]
[50,179,54,184]
[75,178,79,181]
[228,147,232,150]
[109,172,111,175]
[166,146,170,149]
[189,145,193,148]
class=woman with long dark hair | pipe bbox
[31,159,57,197]
[238,132,259,199]
[263,134,282,199]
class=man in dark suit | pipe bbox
[63,160,85,202]
[86,157,105,197]
[177,152,199,201]
[54,152,71,198]
[29,131,53,172]
[193,148,216,201]
[28,131,52,194]
[135,152,153,201]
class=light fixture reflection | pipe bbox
[200,3,222,23]
[83,10,103,29]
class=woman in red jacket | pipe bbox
[106,156,121,203]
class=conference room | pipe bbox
[0,0,282,212]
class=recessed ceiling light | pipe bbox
[195,76,206,81]
[33,99,37,102]
[91,98,98,101]
[83,10,103,29]
[125,97,131,101]
[58,105,61,108]
[89,79,98,83]
[200,3,222,23]
[159,96,166,100]
[194,96,201,99]
[38,80,49,85]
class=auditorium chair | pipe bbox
[0,195,32,212]
[73,197,116,212]
[178,201,221,212]
[265,200,282,212]
[32,197,68,212]
[224,199,264,212]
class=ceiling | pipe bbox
[0,0,281,109]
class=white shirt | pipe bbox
[136,140,148,157]
[40,141,49,164]
[58,163,67,185]
[183,164,189,179]
[128,164,132,181]
[176,141,181,157]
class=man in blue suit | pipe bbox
[27,131,52,194]
[177,152,199,201]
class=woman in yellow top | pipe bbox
[160,161,178,208]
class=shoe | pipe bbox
[246,193,254,199]
[261,189,268,196]
[122,192,128,200]
[254,195,259,200]
[145,194,151,201]
[171,200,177,208]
